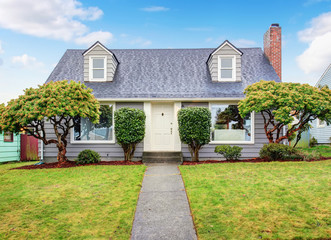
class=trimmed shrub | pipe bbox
[215,145,243,161]
[77,149,101,164]
[115,107,146,161]
[309,137,318,147]
[259,143,297,161]
[178,107,211,162]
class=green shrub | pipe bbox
[309,137,318,147]
[114,107,146,161]
[298,150,322,161]
[77,149,101,164]
[259,143,297,161]
[178,107,211,162]
[215,145,243,161]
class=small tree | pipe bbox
[0,80,100,164]
[114,107,146,161]
[177,107,211,162]
[238,80,331,144]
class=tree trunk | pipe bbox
[122,144,136,162]
[57,143,68,165]
[193,148,199,162]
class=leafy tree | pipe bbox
[0,80,100,164]
[0,103,4,132]
[238,80,331,143]
[177,107,211,162]
[114,107,146,161]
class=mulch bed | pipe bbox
[12,160,143,170]
[182,157,331,165]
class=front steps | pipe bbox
[142,152,183,164]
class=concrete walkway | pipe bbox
[131,163,197,240]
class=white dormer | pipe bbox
[207,40,242,82]
[83,41,118,82]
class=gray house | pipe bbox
[310,64,331,144]
[42,24,282,161]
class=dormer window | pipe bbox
[89,56,106,81]
[218,55,236,81]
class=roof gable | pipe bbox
[207,40,243,63]
[315,63,331,87]
[83,41,118,64]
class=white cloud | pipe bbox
[75,31,113,46]
[130,37,152,47]
[205,37,213,43]
[298,12,331,42]
[12,54,43,68]
[297,12,331,74]
[0,0,111,44]
[0,40,3,54]
[231,39,256,47]
[141,6,169,12]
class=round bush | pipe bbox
[114,107,146,161]
[77,149,101,164]
[259,143,296,161]
[177,107,211,162]
[215,145,243,161]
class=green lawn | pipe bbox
[0,162,146,240]
[180,161,331,240]
[299,145,331,158]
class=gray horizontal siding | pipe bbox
[310,120,331,144]
[42,102,144,161]
[181,112,268,160]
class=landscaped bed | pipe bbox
[12,160,143,170]
[182,157,330,165]
[0,161,146,239]
[180,160,331,239]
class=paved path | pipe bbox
[131,163,197,240]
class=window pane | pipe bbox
[4,132,13,142]
[93,58,104,68]
[221,58,232,68]
[221,69,232,78]
[93,69,104,79]
[211,104,251,142]
[74,105,113,141]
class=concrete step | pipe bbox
[143,152,183,163]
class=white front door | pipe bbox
[151,103,174,151]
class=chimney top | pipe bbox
[271,23,280,27]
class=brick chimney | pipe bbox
[264,23,282,80]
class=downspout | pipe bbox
[40,140,44,160]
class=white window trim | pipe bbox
[208,102,255,145]
[317,118,326,128]
[218,55,236,82]
[70,103,115,144]
[89,56,107,82]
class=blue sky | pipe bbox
[1,0,331,104]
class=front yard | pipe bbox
[180,160,331,239]
[0,162,146,239]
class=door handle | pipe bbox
[170,128,172,135]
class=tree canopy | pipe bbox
[177,107,211,162]
[238,80,331,143]
[114,107,146,161]
[0,80,100,163]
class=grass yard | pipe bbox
[299,145,331,158]
[180,161,331,240]
[0,161,146,240]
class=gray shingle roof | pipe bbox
[46,48,280,99]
